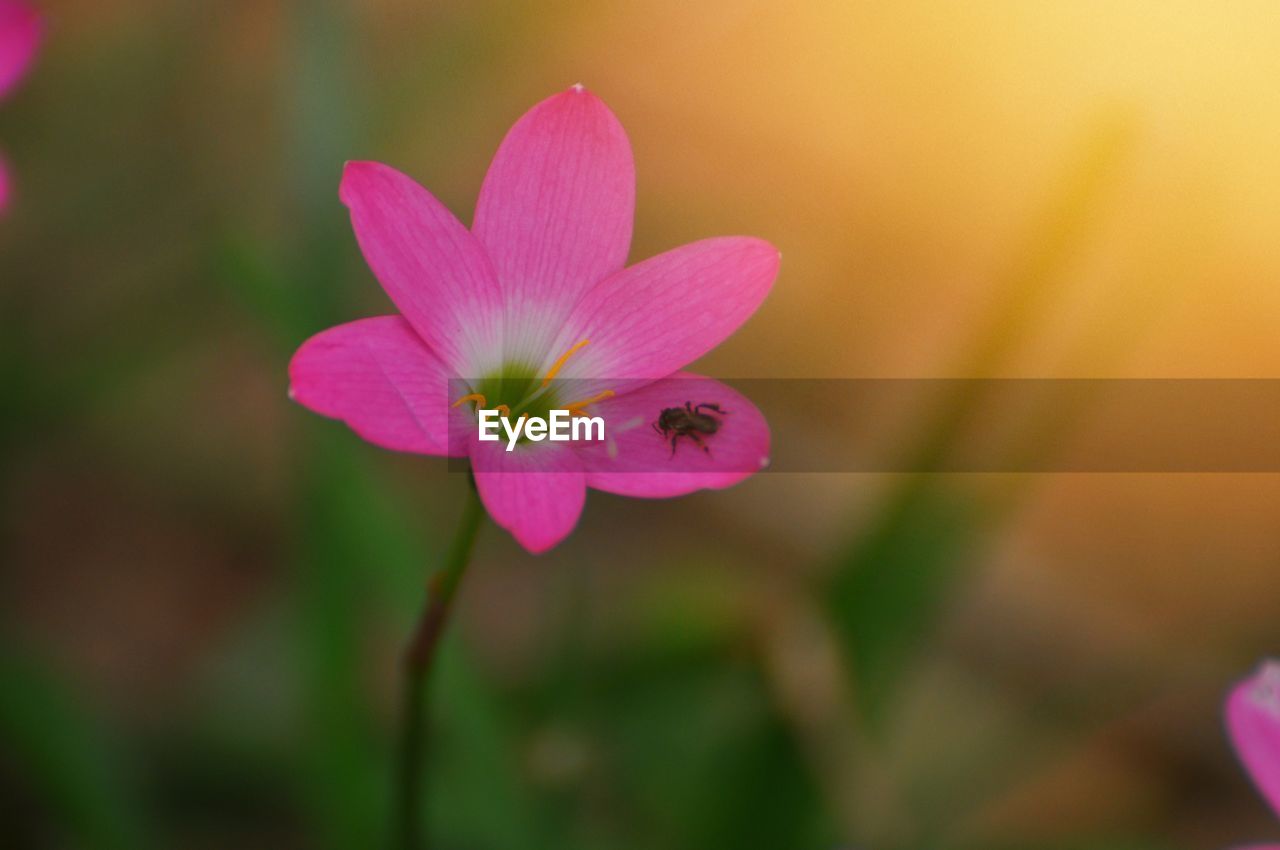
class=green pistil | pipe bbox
[469,361,564,425]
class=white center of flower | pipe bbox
[450,339,615,452]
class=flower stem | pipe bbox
[396,479,486,850]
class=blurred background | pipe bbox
[3,1,1280,848]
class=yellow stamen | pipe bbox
[564,389,615,417]
[451,392,487,409]
[493,404,510,417]
[540,339,590,388]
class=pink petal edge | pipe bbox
[0,152,9,214]
[1227,660,1280,819]
[0,0,41,101]
[472,85,635,367]
[340,161,505,378]
[576,372,771,498]
[289,316,469,457]
[471,439,586,554]
[540,237,780,397]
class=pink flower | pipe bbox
[0,156,10,212]
[1227,660,1280,849]
[289,86,778,553]
[0,0,41,214]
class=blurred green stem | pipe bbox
[396,480,486,850]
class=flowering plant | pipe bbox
[290,86,778,552]
[287,86,779,847]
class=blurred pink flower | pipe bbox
[1227,660,1280,849]
[290,86,778,553]
[0,0,41,214]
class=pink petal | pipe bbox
[576,372,770,498]
[541,237,779,394]
[0,1,41,101]
[340,161,504,377]
[0,152,9,214]
[289,316,468,456]
[1227,660,1280,818]
[471,440,586,553]
[472,85,635,367]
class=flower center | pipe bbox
[449,339,614,438]
[450,394,510,417]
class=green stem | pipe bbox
[396,480,486,850]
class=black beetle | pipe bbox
[652,402,727,456]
